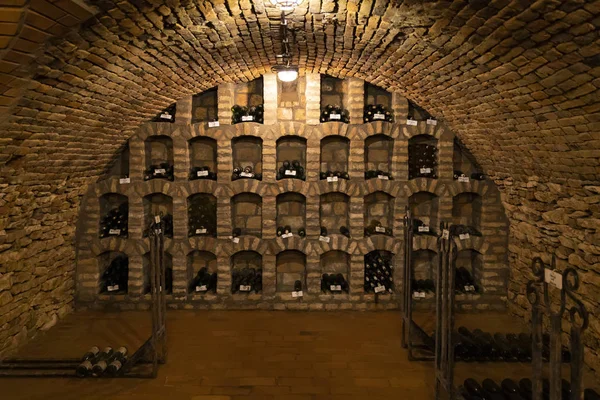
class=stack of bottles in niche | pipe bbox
[231,268,262,293]
[276,225,306,238]
[231,104,264,124]
[364,169,393,180]
[412,218,437,236]
[189,166,217,181]
[461,378,598,400]
[277,160,305,180]
[320,105,350,123]
[101,256,128,294]
[99,203,128,238]
[319,170,349,181]
[76,346,129,377]
[191,267,217,293]
[144,163,174,181]
[408,143,437,179]
[364,251,394,294]
[188,198,216,237]
[411,267,477,298]
[364,220,392,236]
[453,170,485,181]
[321,273,349,293]
[232,166,262,181]
[363,104,394,123]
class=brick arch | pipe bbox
[89,238,134,257]
[137,182,177,198]
[273,180,311,197]
[270,238,308,255]
[403,179,446,198]
[176,181,219,197]
[446,181,490,197]
[364,236,401,254]
[221,237,271,257]
[361,181,403,197]
[134,122,189,142]
[350,123,401,140]
[453,236,489,255]
[181,238,219,254]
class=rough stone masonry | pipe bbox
[0,0,599,378]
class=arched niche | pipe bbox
[144,135,174,181]
[231,250,262,294]
[187,250,217,294]
[143,193,173,238]
[231,193,262,238]
[105,140,129,180]
[452,192,482,233]
[409,191,439,234]
[319,192,350,236]
[364,82,391,109]
[276,136,306,181]
[320,250,350,293]
[364,250,395,294]
[412,249,437,281]
[99,193,128,238]
[187,193,217,237]
[232,136,262,179]
[192,87,218,124]
[408,134,438,180]
[143,251,173,295]
[189,137,217,180]
[364,191,394,236]
[364,134,393,179]
[98,251,128,294]
[276,192,306,236]
[320,136,349,178]
[455,249,483,293]
[276,250,306,293]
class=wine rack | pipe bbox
[76,75,509,311]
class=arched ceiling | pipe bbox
[0,0,598,184]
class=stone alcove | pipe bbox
[143,251,173,294]
[276,250,307,293]
[232,136,263,179]
[98,251,128,295]
[276,136,306,181]
[187,193,217,237]
[452,192,482,233]
[144,135,174,180]
[365,134,394,178]
[409,191,439,234]
[187,250,217,294]
[320,136,349,177]
[319,192,350,235]
[142,193,173,238]
[276,193,306,236]
[189,136,217,180]
[408,134,438,180]
[98,193,128,238]
[364,191,394,236]
[231,193,262,237]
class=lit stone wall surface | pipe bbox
[0,0,597,376]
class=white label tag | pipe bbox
[196,285,207,292]
[375,226,386,233]
[420,167,432,174]
[197,170,209,177]
[375,285,385,293]
[292,290,303,298]
[282,232,293,239]
[239,285,251,292]
[154,168,166,175]
[373,113,385,120]
[241,115,253,122]
[329,113,341,120]
[160,113,173,120]
[418,225,430,233]
[545,269,563,289]
[240,172,253,178]
[107,284,119,292]
[319,236,330,243]
[412,291,426,299]
[427,118,437,126]
[458,176,470,183]
[208,121,220,127]
[285,170,296,176]
[465,285,476,292]
[232,237,240,243]
[407,119,418,126]
[459,233,470,240]
[119,178,130,184]
[109,229,121,235]
[442,229,449,239]
[196,228,207,234]
[154,215,161,224]
[377,175,389,180]
[330,285,342,291]
[326,176,339,182]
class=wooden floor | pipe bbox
[0,310,591,400]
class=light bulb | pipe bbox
[277,69,298,82]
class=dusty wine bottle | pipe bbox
[106,347,128,376]
[91,347,114,376]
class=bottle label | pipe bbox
[160,113,173,120]
[374,285,385,294]
[329,113,341,120]
[373,113,385,120]
[420,167,432,174]
[459,233,470,240]
[442,229,449,239]
[208,121,220,127]
[196,285,207,292]
[292,290,303,298]
[544,269,563,289]
[240,172,253,178]
[375,226,386,233]
[319,236,330,243]
[197,170,209,177]
[406,119,418,126]
[154,168,166,175]
[330,285,342,291]
[119,177,130,184]
[418,225,429,233]
[377,175,389,180]
[196,228,207,234]
[282,232,293,239]
[241,115,254,122]
[285,170,296,176]
[426,118,437,126]
[326,176,338,182]
[239,285,252,292]
[107,285,119,292]
[458,176,470,183]
[109,229,121,235]
[154,215,161,224]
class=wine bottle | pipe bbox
[81,346,100,362]
[232,228,241,237]
[91,347,114,376]
[298,228,306,238]
[340,226,350,238]
[493,333,518,362]
[464,379,487,399]
[482,379,508,400]
[294,280,302,292]
[320,226,328,237]
[276,227,284,237]
[76,360,93,378]
[105,347,128,376]
[321,273,329,292]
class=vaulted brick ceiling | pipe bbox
[0,0,598,185]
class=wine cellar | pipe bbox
[75,74,509,311]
